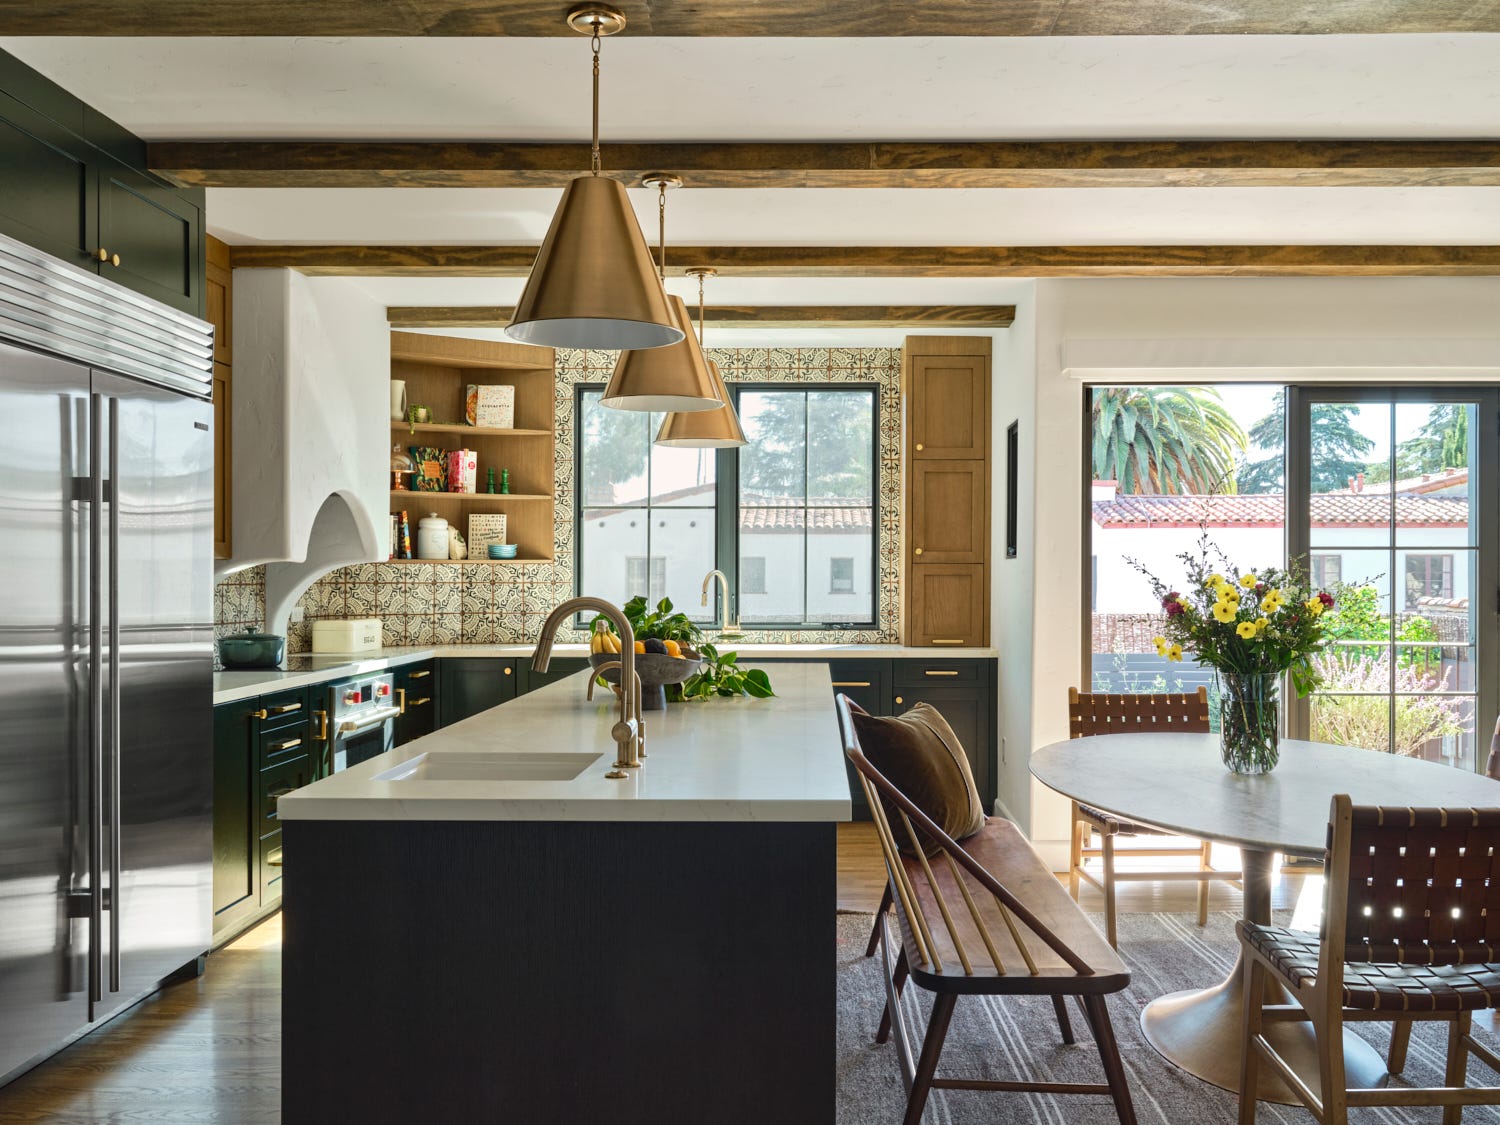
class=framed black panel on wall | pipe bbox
[1005,420,1019,559]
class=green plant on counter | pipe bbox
[679,643,775,701]
[593,596,704,649]
[592,598,775,701]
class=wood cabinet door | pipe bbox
[0,91,96,270]
[96,157,203,315]
[910,460,986,564]
[910,353,988,460]
[908,564,987,648]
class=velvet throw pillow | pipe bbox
[852,702,986,857]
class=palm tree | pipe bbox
[1092,386,1247,495]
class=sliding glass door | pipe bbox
[1287,387,1500,768]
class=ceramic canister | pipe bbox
[416,512,450,560]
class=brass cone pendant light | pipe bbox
[600,175,724,413]
[505,5,683,351]
[655,268,748,446]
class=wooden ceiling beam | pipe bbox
[386,305,1017,328]
[10,0,1499,36]
[228,244,1500,278]
[151,140,1500,190]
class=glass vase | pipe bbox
[1217,671,1280,775]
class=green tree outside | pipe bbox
[1091,386,1246,495]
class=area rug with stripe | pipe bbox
[835,910,1500,1124]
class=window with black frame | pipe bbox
[575,384,878,630]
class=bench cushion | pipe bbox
[853,702,986,857]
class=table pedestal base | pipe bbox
[1140,845,1388,1105]
[1142,954,1388,1105]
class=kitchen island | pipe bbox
[277,662,849,1125]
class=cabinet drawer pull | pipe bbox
[832,681,871,688]
[267,737,302,753]
[410,696,432,707]
[503,667,512,675]
[914,547,924,556]
[894,696,904,705]
[95,247,119,267]
[915,443,924,452]
[250,709,268,720]
[266,701,303,715]
[930,639,965,646]
[313,709,328,740]
[924,670,959,677]
[397,688,407,716]
[266,849,283,868]
[408,669,431,679]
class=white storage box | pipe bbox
[311,618,383,653]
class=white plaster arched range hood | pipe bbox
[223,268,389,633]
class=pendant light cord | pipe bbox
[590,26,602,176]
[657,180,667,280]
[697,270,707,346]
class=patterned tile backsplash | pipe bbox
[214,347,905,653]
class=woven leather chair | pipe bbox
[1067,686,1239,947]
[1238,795,1500,1125]
[839,696,1138,1125]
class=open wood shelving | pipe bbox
[389,330,558,564]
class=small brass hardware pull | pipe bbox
[503,667,512,675]
[931,639,965,645]
[267,702,302,715]
[410,696,431,707]
[914,547,924,556]
[250,709,268,721]
[894,695,904,705]
[96,247,108,261]
[396,688,406,716]
[915,442,924,451]
[266,850,283,868]
[268,737,302,753]
[312,710,328,740]
[832,681,871,688]
[408,669,431,679]
[924,670,959,677]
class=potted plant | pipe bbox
[1135,542,1337,774]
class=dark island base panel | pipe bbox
[281,819,835,1125]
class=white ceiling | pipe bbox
[6,33,1499,307]
[6,35,1500,140]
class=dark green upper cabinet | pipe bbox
[0,90,95,269]
[96,157,203,315]
[0,50,204,317]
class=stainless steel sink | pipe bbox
[373,751,603,783]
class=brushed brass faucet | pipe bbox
[533,597,643,778]
[701,569,744,638]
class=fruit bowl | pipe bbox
[590,650,702,711]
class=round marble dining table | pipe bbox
[1031,733,1500,1105]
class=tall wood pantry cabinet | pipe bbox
[903,337,991,647]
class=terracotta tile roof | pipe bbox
[1093,493,1468,528]
[738,506,871,532]
[1338,467,1468,495]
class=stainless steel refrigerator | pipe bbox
[0,231,214,1083]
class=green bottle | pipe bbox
[500,469,510,494]
[486,466,497,494]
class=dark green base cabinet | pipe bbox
[430,656,589,733]
[762,657,997,821]
[393,660,437,745]
[211,686,312,946]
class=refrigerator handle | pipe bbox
[107,396,121,994]
[88,392,103,1005]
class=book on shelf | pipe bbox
[468,513,508,557]
[466,384,515,429]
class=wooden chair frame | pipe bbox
[1239,795,1500,1125]
[1067,686,1241,947]
[840,695,1137,1125]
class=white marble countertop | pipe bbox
[212,642,997,704]
[277,662,852,823]
[1031,733,1500,855]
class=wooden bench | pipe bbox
[839,695,1138,1125]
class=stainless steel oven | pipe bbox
[326,673,400,774]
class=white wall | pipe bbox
[1002,276,1500,866]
